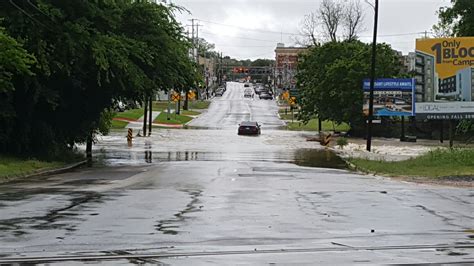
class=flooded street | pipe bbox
[0,83,473,264]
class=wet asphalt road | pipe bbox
[0,82,473,265]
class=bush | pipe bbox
[336,137,348,149]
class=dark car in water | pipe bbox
[238,121,261,135]
[259,92,273,100]
[215,88,225,96]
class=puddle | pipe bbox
[97,149,347,170]
[292,149,347,169]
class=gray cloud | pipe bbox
[172,0,451,60]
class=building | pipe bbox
[414,51,437,102]
[274,43,307,89]
[438,75,457,95]
[456,67,474,102]
[403,52,416,73]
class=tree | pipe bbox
[343,0,364,41]
[0,28,36,149]
[434,0,474,37]
[297,12,320,46]
[319,0,343,42]
[251,59,275,67]
[0,0,196,158]
[297,41,402,127]
[298,0,364,44]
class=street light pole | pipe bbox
[366,0,379,152]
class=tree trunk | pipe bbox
[86,131,93,166]
[184,90,189,110]
[143,96,148,136]
[177,94,181,115]
[148,96,153,136]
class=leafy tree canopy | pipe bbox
[0,0,197,157]
[296,40,403,126]
[435,0,474,37]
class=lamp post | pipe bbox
[366,0,379,152]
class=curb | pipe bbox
[0,160,88,184]
[30,160,89,177]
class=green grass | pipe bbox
[180,110,201,116]
[154,112,193,125]
[287,119,351,132]
[153,101,170,111]
[280,113,296,120]
[189,100,210,110]
[111,120,128,129]
[0,156,65,179]
[349,148,474,178]
[153,101,210,112]
[114,108,144,120]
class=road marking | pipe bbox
[1,244,473,263]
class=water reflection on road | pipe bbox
[93,128,344,169]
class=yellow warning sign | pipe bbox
[171,92,181,102]
[288,96,296,106]
[187,90,196,100]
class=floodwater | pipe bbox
[0,82,472,265]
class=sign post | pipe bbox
[366,0,379,152]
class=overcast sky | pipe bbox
[171,0,451,60]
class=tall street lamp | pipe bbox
[366,0,379,152]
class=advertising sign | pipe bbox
[363,78,415,117]
[415,37,474,119]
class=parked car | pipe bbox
[113,100,126,112]
[215,88,225,96]
[254,87,266,95]
[244,89,254,98]
[238,121,261,135]
[259,92,273,100]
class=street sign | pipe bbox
[289,88,299,99]
[289,96,297,106]
[187,90,196,100]
[171,92,181,102]
[281,91,289,100]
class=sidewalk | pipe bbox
[113,111,184,129]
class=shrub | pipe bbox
[336,137,348,149]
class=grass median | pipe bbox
[114,108,144,120]
[189,100,210,110]
[286,119,350,132]
[154,112,193,125]
[349,148,474,178]
[0,156,66,180]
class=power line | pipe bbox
[200,30,277,43]
[197,18,433,39]
[8,0,49,29]
[198,19,300,36]
[213,44,275,48]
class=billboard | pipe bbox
[415,37,474,119]
[363,78,415,117]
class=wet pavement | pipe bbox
[0,82,473,265]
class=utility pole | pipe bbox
[366,0,379,152]
[196,23,201,63]
[220,52,223,85]
[189,19,196,62]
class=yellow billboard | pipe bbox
[415,37,474,119]
[416,37,474,79]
